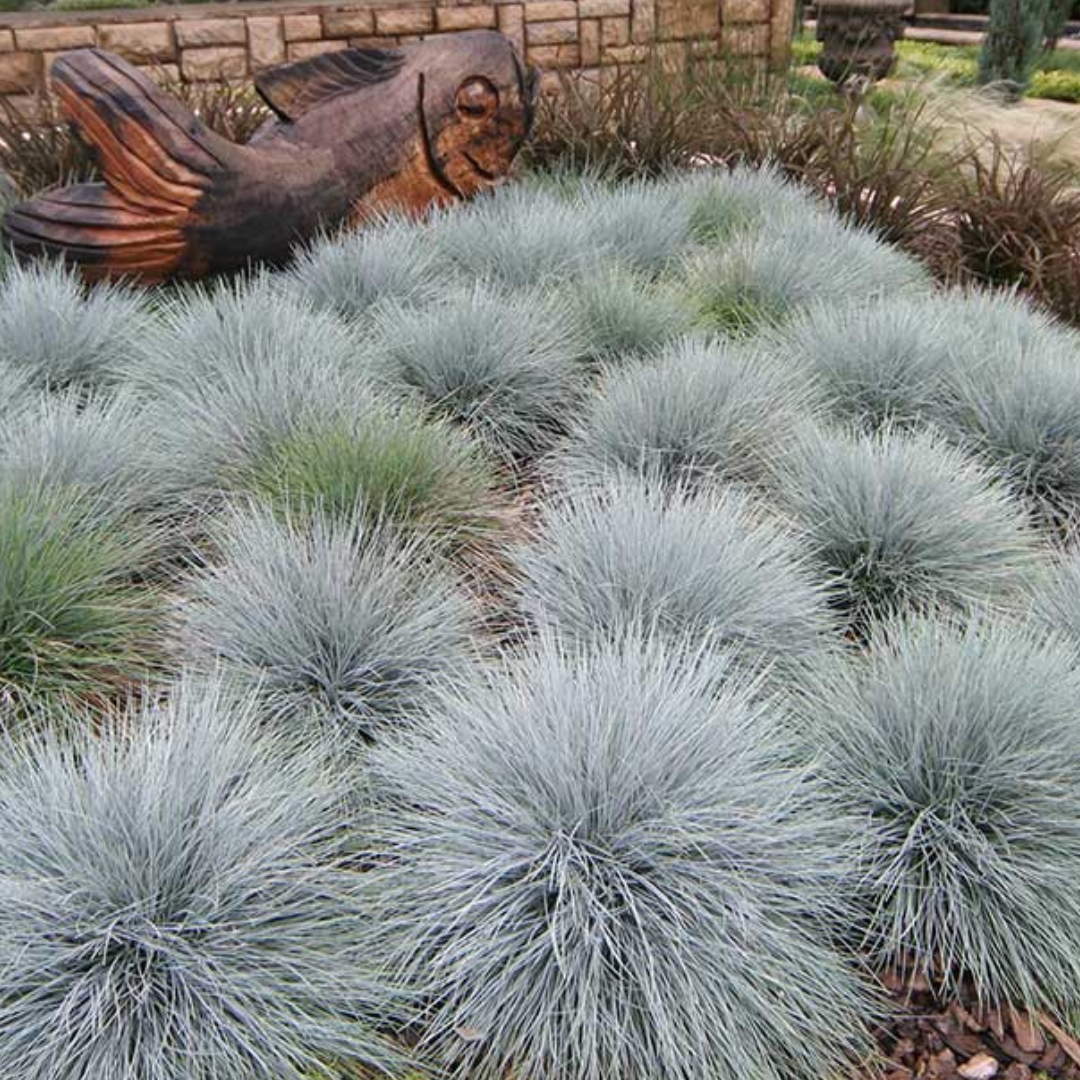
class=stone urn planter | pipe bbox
[815,0,910,87]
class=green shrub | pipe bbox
[980,0,1052,98]
[1029,68,1080,101]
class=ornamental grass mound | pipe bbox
[777,424,1040,632]
[370,285,583,460]
[804,614,1080,1013]
[365,633,872,1080]
[0,260,153,394]
[686,213,930,336]
[245,399,505,557]
[177,504,476,741]
[0,680,397,1080]
[133,279,368,503]
[514,479,834,668]
[765,297,955,431]
[0,482,161,710]
[284,215,441,322]
[562,266,695,370]
[554,335,820,492]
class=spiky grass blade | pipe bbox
[514,479,834,667]
[576,176,692,273]
[177,505,475,741]
[804,614,1080,1012]
[1026,549,1080,641]
[0,390,170,520]
[366,633,873,1080]
[371,285,582,460]
[429,184,604,290]
[674,165,828,244]
[777,425,1039,631]
[0,260,154,393]
[928,292,1080,528]
[0,679,399,1080]
[553,335,820,491]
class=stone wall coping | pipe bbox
[0,0,462,32]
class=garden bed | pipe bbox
[2,158,1080,1077]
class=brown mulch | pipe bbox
[874,971,1080,1080]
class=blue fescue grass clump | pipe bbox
[514,480,834,668]
[675,165,828,244]
[0,482,161,708]
[927,294,1080,528]
[804,615,1080,1012]
[576,177,692,273]
[562,266,696,368]
[177,505,475,742]
[246,399,504,556]
[283,216,440,321]
[366,634,872,1080]
[778,425,1039,631]
[429,183,604,289]
[764,297,955,430]
[132,280,370,502]
[0,679,398,1080]
[554,336,820,491]
[371,285,583,460]
[0,260,154,392]
[1026,549,1080,640]
[686,214,929,335]
[0,390,169,520]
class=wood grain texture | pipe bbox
[2,31,536,283]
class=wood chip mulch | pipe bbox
[874,971,1080,1080]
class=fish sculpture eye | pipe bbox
[456,76,500,120]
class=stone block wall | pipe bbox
[0,0,793,107]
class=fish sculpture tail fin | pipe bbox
[3,48,235,281]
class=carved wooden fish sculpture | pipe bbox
[2,31,537,283]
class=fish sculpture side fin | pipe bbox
[255,47,406,122]
[2,48,229,280]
